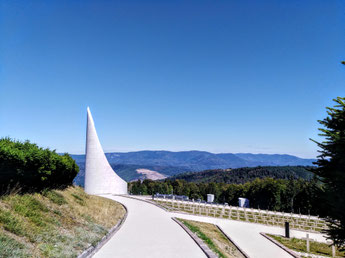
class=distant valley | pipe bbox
[72,150,316,185]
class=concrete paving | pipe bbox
[95,195,328,258]
[172,212,325,258]
[171,208,327,258]
[93,195,206,258]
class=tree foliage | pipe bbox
[169,166,314,184]
[0,138,79,194]
[129,177,321,215]
[311,97,345,247]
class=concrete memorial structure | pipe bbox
[238,197,250,208]
[207,194,215,203]
[84,107,127,195]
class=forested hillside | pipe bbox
[73,163,186,186]
[72,151,315,169]
[129,166,318,214]
[168,166,314,184]
[129,177,321,215]
[72,151,315,183]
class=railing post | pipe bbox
[285,222,290,238]
[306,233,310,253]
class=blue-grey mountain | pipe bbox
[72,151,315,184]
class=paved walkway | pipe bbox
[93,195,206,258]
[172,213,297,258]
[95,195,327,258]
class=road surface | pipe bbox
[93,195,206,258]
[94,195,327,258]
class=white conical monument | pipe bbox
[84,107,127,195]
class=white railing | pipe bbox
[154,197,327,232]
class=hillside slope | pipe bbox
[71,151,316,183]
[73,151,315,169]
[168,166,314,184]
[0,187,125,257]
[73,163,186,186]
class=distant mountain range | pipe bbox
[71,151,316,185]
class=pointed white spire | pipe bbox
[84,107,127,195]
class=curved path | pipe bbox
[95,195,327,258]
[93,195,206,258]
[173,213,292,258]
[171,211,327,258]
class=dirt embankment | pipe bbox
[0,186,126,257]
[136,168,168,181]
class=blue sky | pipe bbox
[0,0,344,158]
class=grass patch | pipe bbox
[0,186,126,257]
[267,234,345,257]
[178,218,245,258]
[9,195,49,228]
[42,190,67,205]
[0,232,30,257]
[0,208,25,236]
[71,193,86,206]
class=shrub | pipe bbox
[0,138,79,194]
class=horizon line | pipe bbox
[66,149,317,159]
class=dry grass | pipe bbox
[0,186,125,257]
[178,219,245,258]
[57,187,125,229]
[267,234,345,257]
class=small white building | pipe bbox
[207,194,215,203]
[238,197,249,208]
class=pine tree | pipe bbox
[312,97,345,247]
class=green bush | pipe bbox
[0,138,79,194]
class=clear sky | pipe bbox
[1,0,344,158]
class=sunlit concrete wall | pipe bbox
[84,107,127,195]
